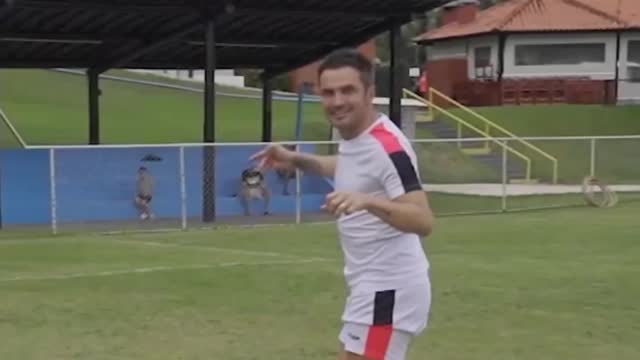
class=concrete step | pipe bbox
[470,153,527,179]
[460,140,490,148]
[461,147,492,155]
[417,118,530,181]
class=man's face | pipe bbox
[318,66,373,133]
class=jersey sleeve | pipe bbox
[370,124,422,199]
[380,149,422,199]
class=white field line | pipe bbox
[0,237,323,261]
[0,258,333,283]
[110,239,320,259]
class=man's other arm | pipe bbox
[371,146,434,237]
[365,191,434,237]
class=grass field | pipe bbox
[4,69,640,145]
[1,203,639,360]
[426,104,640,184]
[2,70,640,359]
[0,69,328,146]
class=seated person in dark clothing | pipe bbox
[239,168,270,216]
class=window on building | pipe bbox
[626,40,640,82]
[627,40,640,63]
[514,43,606,66]
[474,46,492,67]
[474,46,493,78]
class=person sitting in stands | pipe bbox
[134,166,154,220]
[239,168,270,216]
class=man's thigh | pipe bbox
[338,322,412,360]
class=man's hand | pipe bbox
[322,191,372,217]
[249,144,296,172]
[249,143,337,178]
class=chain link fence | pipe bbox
[1,136,638,234]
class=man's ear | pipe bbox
[365,83,376,100]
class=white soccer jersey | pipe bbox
[334,113,430,295]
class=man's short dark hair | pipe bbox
[317,48,374,88]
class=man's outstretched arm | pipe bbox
[251,144,337,178]
[291,152,337,178]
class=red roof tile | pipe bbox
[416,0,639,43]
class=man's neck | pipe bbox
[339,109,378,140]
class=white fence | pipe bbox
[4,136,639,234]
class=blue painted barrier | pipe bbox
[0,145,333,225]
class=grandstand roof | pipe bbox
[0,0,445,75]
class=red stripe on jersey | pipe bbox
[364,324,393,360]
[370,123,402,154]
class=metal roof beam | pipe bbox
[231,7,387,21]
[15,0,199,14]
[0,33,338,47]
[187,40,336,48]
[92,21,205,73]
[0,60,268,69]
[0,35,104,44]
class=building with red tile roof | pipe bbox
[414,0,640,105]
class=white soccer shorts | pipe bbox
[339,281,432,360]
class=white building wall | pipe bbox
[426,36,500,80]
[427,39,467,60]
[423,31,640,103]
[502,32,617,80]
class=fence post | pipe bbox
[49,148,58,235]
[179,146,187,230]
[590,138,596,177]
[295,143,301,225]
[501,140,508,212]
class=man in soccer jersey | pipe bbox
[250,48,434,360]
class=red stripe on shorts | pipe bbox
[364,324,393,360]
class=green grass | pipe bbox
[103,69,264,96]
[0,69,328,145]
[414,140,500,183]
[428,191,640,215]
[1,203,639,360]
[428,104,640,184]
[460,104,640,136]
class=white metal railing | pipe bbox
[2,135,638,234]
[0,106,28,148]
[22,134,640,150]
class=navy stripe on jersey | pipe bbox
[389,151,422,193]
[370,123,422,193]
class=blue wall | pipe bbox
[0,145,333,225]
[0,149,51,225]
